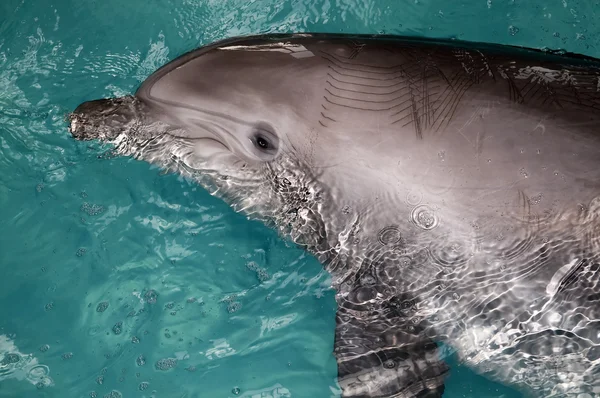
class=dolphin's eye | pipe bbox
[255,135,270,150]
[250,125,278,157]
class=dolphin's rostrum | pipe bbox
[69,33,600,398]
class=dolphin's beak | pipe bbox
[68,99,114,141]
[68,96,139,141]
[68,111,86,140]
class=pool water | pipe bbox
[1,0,598,397]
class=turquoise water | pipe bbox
[1,0,599,397]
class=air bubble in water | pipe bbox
[28,365,50,379]
[112,322,122,335]
[227,302,242,313]
[155,358,177,371]
[411,205,439,230]
[520,167,528,178]
[529,194,543,205]
[406,190,422,206]
[232,387,241,395]
[399,256,411,268]
[143,289,158,304]
[377,226,402,245]
[81,202,105,216]
[1,353,20,365]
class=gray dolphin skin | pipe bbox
[68,33,600,398]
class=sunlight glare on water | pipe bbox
[1,0,599,397]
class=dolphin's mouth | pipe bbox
[188,122,232,152]
[200,136,230,152]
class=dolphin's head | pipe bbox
[68,42,344,247]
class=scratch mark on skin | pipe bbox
[327,72,409,89]
[475,115,485,157]
[327,65,408,82]
[454,106,486,150]
[321,52,411,75]
[409,86,423,139]
[366,130,400,153]
[326,79,411,96]
[517,190,533,222]
[324,88,409,105]
[348,42,366,59]
[321,112,337,122]
[506,74,525,104]
[533,117,548,135]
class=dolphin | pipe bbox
[67,33,600,398]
